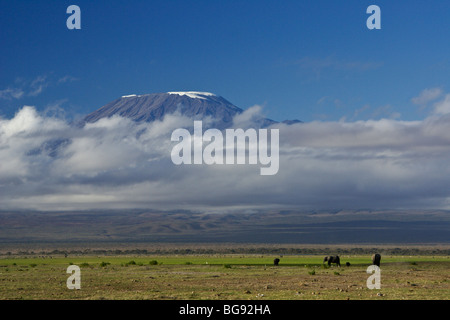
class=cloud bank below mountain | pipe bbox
[2,102,450,213]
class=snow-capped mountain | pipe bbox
[82,92,298,128]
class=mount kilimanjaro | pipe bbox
[82,91,301,128]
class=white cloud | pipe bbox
[28,75,49,96]
[2,105,450,212]
[232,105,265,128]
[57,75,78,84]
[0,87,25,100]
[433,94,450,115]
[295,56,383,80]
[412,87,443,106]
[0,74,77,100]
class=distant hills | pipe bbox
[0,209,448,245]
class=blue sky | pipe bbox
[3,1,450,212]
[1,0,449,122]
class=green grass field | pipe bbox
[0,254,448,300]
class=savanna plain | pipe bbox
[0,244,448,300]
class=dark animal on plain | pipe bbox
[323,256,341,267]
[274,258,280,266]
[372,253,381,267]
[346,262,351,267]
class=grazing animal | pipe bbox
[323,256,341,267]
[372,253,381,267]
[345,262,351,267]
[274,258,280,266]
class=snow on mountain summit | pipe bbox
[167,91,216,100]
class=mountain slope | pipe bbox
[82,92,296,128]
